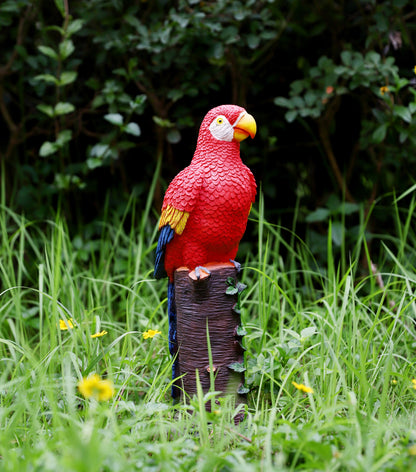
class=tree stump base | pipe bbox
[174,262,247,423]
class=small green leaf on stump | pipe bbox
[226,286,238,295]
[236,325,247,336]
[237,385,250,395]
[228,362,246,373]
[232,304,241,315]
[236,282,247,294]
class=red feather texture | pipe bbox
[159,104,257,281]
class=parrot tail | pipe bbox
[154,225,174,279]
[167,280,179,398]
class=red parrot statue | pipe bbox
[154,104,257,397]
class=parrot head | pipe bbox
[196,105,256,147]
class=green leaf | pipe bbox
[290,80,304,94]
[37,104,54,118]
[89,143,111,158]
[59,40,75,60]
[54,102,75,116]
[66,19,84,36]
[86,157,104,170]
[284,328,301,340]
[45,25,65,36]
[236,325,247,336]
[340,50,352,66]
[54,173,85,190]
[274,97,294,109]
[233,304,241,315]
[226,277,235,286]
[58,71,77,86]
[105,113,124,126]
[38,45,59,60]
[153,116,174,128]
[39,141,58,157]
[300,327,317,340]
[372,123,387,143]
[117,141,135,151]
[395,78,409,90]
[292,96,304,108]
[166,129,181,144]
[399,131,408,144]
[237,385,250,395]
[54,0,65,18]
[170,13,189,29]
[56,130,72,146]
[228,362,246,373]
[247,34,260,49]
[167,89,184,102]
[393,105,412,123]
[285,110,298,123]
[212,42,224,60]
[226,286,238,295]
[299,108,312,117]
[34,74,59,85]
[305,208,331,223]
[304,91,317,107]
[124,122,141,136]
[236,282,247,294]
[342,202,360,215]
[365,50,380,65]
[160,26,171,45]
[332,221,343,246]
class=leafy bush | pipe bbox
[1,0,416,266]
[1,0,281,221]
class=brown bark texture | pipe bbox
[174,262,247,416]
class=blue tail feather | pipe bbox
[154,225,179,398]
[154,225,174,279]
[168,281,179,398]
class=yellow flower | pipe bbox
[413,66,416,75]
[90,330,108,338]
[412,379,416,384]
[78,374,114,401]
[409,444,416,456]
[143,329,161,339]
[292,381,314,394]
[380,86,389,95]
[59,318,75,330]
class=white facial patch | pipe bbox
[209,115,234,142]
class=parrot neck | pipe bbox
[192,139,241,165]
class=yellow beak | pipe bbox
[233,112,257,142]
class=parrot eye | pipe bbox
[208,114,233,141]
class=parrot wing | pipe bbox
[248,166,257,203]
[154,165,204,279]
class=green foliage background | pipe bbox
[1,0,416,249]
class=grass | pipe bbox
[1,189,416,471]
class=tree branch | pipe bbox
[317,99,355,203]
[0,5,34,78]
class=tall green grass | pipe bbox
[1,189,416,471]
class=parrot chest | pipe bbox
[190,164,253,242]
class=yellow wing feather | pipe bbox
[159,205,190,235]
